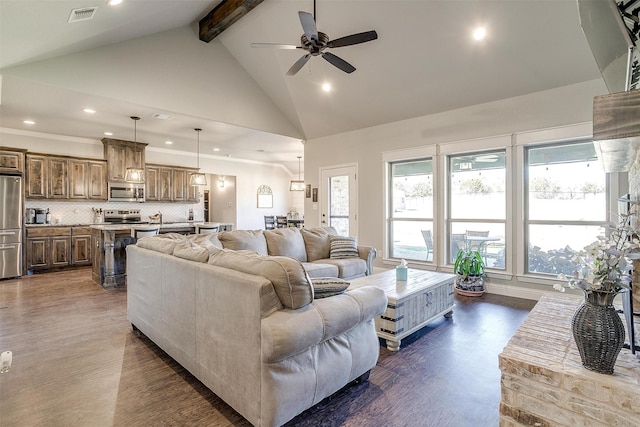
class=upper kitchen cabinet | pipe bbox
[147,164,200,203]
[69,159,108,200]
[145,166,159,201]
[102,138,146,182]
[26,154,47,198]
[26,154,107,200]
[48,157,68,198]
[0,148,25,174]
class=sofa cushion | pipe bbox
[313,258,367,279]
[173,240,213,263]
[218,230,268,255]
[311,277,350,298]
[208,249,313,309]
[301,227,337,262]
[302,262,339,279]
[264,227,307,262]
[188,233,223,249]
[136,235,180,254]
[329,235,359,259]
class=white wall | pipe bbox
[1,128,294,230]
[304,79,609,300]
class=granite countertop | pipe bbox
[89,222,223,231]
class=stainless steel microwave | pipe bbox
[108,182,145,202]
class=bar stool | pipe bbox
[131,227,160,238]
[197,223,220,234]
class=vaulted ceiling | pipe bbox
[0,0,604,174]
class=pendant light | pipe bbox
[189,128,207,186]
[290,156,304,191]
[124,116,144,183]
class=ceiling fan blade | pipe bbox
[287,54,311,76]
[298,11,318,42]
[321,52,356,74]
[251,43,301,50]
[327,30,378,48]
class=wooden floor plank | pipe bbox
[0,269,536,426]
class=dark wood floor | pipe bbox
[0,268,536,427]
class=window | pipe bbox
[448,150,506,269]
[525,141,608,276]
[388,159,433,261]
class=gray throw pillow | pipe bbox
[329,235,359,259]
[312,277,350,298]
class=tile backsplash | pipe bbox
[25,200,205,225]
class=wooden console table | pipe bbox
[499,293,640,426]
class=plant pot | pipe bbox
[455,275,484,297]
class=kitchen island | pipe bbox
[90,222,231,288]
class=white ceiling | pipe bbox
[0,0,604,174]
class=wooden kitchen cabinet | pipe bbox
[88,161,108,200]
[0,149,25,174]
[48,157,68,198]
[71,227,92,266]
[26,226,92,271]
[145,166,159,201]
[69,159,107,200]
[26,154,106,200]
[173,168,187,201]
[26,227,71,271]
[69,159,87,199]
[102,138,146,182]
[158,167,173,201]
[26,154,48,198]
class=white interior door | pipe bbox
[320,164,358,237]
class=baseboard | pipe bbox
[485,283,544,301]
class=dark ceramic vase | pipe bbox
[571,290,625,375]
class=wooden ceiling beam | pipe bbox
[199,0,264,43]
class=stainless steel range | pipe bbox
[103,209,147,224]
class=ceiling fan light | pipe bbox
[189,172,208,186]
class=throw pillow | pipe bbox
[301,227,338,261]
[312,277,350,298]
[329,235,359,259]
[264,227,307,261]
[217,230,268,255]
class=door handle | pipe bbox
[0,231,17,236]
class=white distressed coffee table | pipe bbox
[349,268,455,351]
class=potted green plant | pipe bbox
[453,249,486,296]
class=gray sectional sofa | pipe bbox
[126,227,386,427]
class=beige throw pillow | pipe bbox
[217,230,268,255]
[301,227,338,261]
[264,227,307,261]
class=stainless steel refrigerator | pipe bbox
[0,175,22,279]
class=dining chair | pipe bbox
[131,227,160,238]
[276,216,288,228]
[264,215,276,230]
[421,230,434,261]
[450,233,466,263]
[465,230,490,261]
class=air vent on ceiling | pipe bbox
[151,113,173,120]
[68,7,98,23]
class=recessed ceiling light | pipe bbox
[213,148,220,152]
[23,120,35,125]
[322,83,332,92]
[473,27,486,41]
[165,140,173,145]
[83,108,96,114]
[107,0,123,5]
[104,131,113,136]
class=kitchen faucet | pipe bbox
[158,211,163,225]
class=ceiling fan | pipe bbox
[250,2,378,76]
